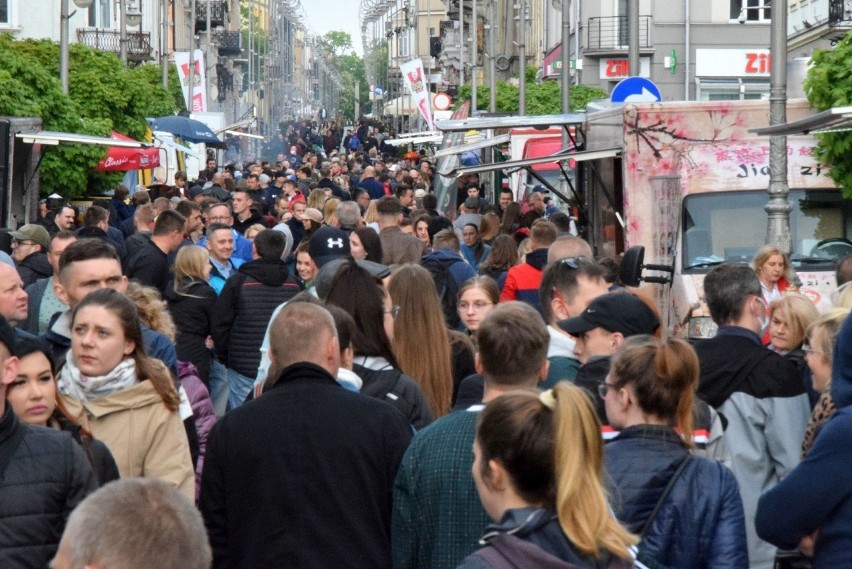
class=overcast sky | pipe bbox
[300,0,364,56]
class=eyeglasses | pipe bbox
[11,239,36,247]
[597,382,618,399]
[802,344,824,356]
[458,301,494,311]
[385,305,400,319]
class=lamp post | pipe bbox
[518,0,525,114]
[740,1,789,251]
[59,0,94,94]
[161,0,169,88]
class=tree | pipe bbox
[320,31,354,58]
[456,66,607,114]
[0,35,179,198]
[804,33,852,196]
[321,30,370,121]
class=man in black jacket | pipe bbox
[10,223,52,288]
[123,210,185,294]
[200,301,412,569]
[0,315,96,569]
[212,229,302,409]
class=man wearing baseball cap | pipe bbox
[10,223,52,288]
[558,292,660,423]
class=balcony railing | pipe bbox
[76,27,153,61]
[587,16,653,53]
[829,0,852,28]
[216,30,241,56]
[195,0,227,32]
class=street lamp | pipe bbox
[126,2,143,28]
[740,1,789,251]
[59,0,94,94]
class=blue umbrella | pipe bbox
[148,116,227,148]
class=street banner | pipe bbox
[400,58,434,130]
[174,50,207,113]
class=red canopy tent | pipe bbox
[96,132,160,171]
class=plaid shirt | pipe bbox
[392,408,489,569]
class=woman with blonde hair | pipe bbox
[307,188,327,211]
[324,197,341,227]
[800,308,849,455]
[603,335,748,568]
[388,264,455,418]
[458,383,638,568]
[164,246,216,383]
[752,245,795,304]
[58,289,195,499]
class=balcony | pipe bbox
[827,0,852,41]
[195,0,227,32]
[76,27,153,62]
[216,30,241,57]
[587,16,653,55]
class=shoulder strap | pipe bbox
[0,420,26,483]
[639,454,692,538]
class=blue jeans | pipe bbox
[208,358,230,418]
[227,368,255,411]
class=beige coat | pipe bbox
[61,380,195,500]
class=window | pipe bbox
[0,0,9,25]
[682,190,850,271]
[88,0,111,28]
[730,0,771,22]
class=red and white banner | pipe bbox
[400,58,434,131]
[96,132,160,172]
[174,50,207,113]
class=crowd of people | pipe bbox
[0,118,851,569]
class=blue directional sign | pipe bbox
[610,77,662,103]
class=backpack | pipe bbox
[348,134,360,150]
[420,254,462,329]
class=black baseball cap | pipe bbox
[309,226,351,268]
[557,293,659,337]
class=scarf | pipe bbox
[58,354,138,403]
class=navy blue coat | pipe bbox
[756,313,852,568]
[605,425,748,569]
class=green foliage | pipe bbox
[805,33,852,196]
[324,31,371,121]
[0,34,178,198]
[456,69,606,114]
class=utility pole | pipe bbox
[560,0,570,116]
[766,0,791,251]
[120,0,128,64]
[60,0,70,94]
[188,0,196,111]
[206,0,211,106]
[627,0,639,75]
[488,0,496,112]
[471,0,477,112]
[518,0,525,114]
[162,0,169,88]
[459,0,465,85]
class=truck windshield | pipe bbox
[682,189,852,271]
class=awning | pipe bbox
[451,147,621,177]
[749,106,852,136]
[16,131,150,148]
[432,133,512,159]
[153,134,204,160]
[384,93,438,116]
[435,113,586,132]
[383,134,443,146]
[224,130,264,140]
[215,118,256,134]
[96,132,160,172]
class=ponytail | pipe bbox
[610,335,699,446]
[551,383,638,559]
